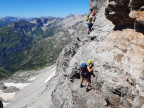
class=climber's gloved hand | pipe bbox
[91,63,94,67]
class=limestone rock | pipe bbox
[49,0,144,107]
[89,0,107,13]
[4,0,142,108]
[105,0,134,29]
[105,0,144,34]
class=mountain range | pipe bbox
[1,0,144,107]
[0,14,86,79]
[0,16,33,27]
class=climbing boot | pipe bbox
[80,84,83,88]
[86,88,89,92]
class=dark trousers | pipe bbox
[89,71,95,84]
[88,23,93,31]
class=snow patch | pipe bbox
[4,83,31,89]
[45,70,55,83]
[0,90,15,101]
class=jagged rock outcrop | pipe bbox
[105,0,134,29]
[129,5,144,34]
[89,0,107,13]
[129,0,144,10]
[46,0,144,108]
[105,0,144,34]
[2,0,144,108]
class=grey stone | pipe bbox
[49,1,144,107]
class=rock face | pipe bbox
[129,5,144,34]
[105,0,134,29]
[130,0,144,10]
[105,0,144,34]
[2,0,144,108]
[89,0,107,13]
[46,0,144,108]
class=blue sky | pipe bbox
[0,0,89,18]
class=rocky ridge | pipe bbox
[105,0,144,33]
[44,0,144,108]
[2,0,144,108]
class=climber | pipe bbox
[86,11,97,34]
[87,60,95,84]
[80,61,94,92]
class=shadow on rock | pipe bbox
[0,100,3,108]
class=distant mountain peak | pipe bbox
[0,17,33,27]
[66,14,76,18]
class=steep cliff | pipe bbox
[89,0,106,13]
[46,0,144,108]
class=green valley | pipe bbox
[0,15,85,79]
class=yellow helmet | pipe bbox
[88,60,92,64]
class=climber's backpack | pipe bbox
[86,15,89,21]
[80,63,89,78]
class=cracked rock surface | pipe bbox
[48,0,144,108]
[3,0,144,108]
[106,0,144,34]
